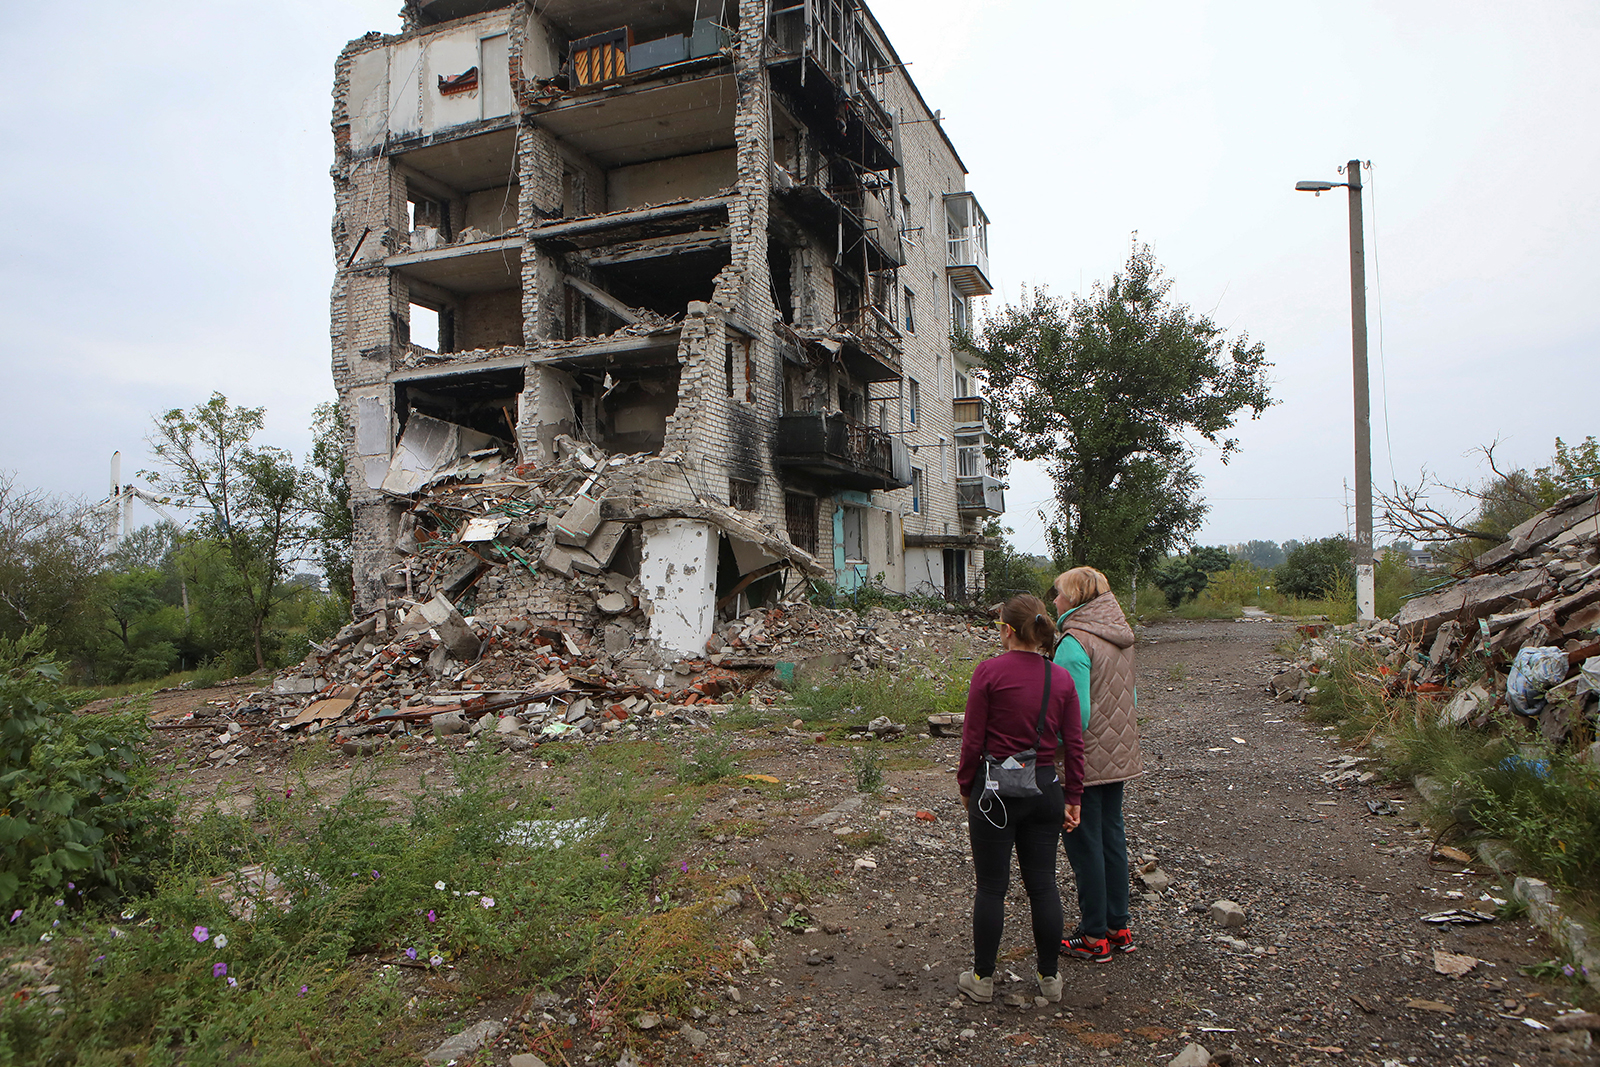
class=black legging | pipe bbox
[966,766,1065,978]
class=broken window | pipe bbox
[768,240,795,324]
[785,492,818,556]
[943,548,968,602]
[904,286,916,333]
[841,506,866,565]
[911,467,923,513]
[729,477,759,511]
[408,194,450,248]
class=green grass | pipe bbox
[0,749,708,1065]
[1300,641,1600,900]
[785,653,977,732]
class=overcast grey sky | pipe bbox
[2,0,1595,557]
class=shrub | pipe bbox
[1276,536,1355,599]
[0,629,173,909]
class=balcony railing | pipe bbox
[945,192,993,297]
[956,474,1005,516]
[776,411,910,492]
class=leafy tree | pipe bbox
[307,401,354,613]
[980,520,1055,602]
[0,474,105,658]
[1231,539,1285,569]
[1534,436,1600,504]
[968,242,1273,587]
[1276,535,1355,599]
[1152,545,1234,606]
[143,394,311,671]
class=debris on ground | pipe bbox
[1270,490,1600,750]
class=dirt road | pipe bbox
[684,617,1596,1067]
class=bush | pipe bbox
[1152,546,1233,606]
[0,629,173,909]
[1276,536,1355,599]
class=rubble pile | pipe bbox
[209,596,986,762]
[1272,490,1600,747]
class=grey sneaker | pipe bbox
[1037,971,1062,1002]
[957,970,993,1003]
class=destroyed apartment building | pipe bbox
[329,0,1005,664]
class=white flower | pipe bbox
[213,934,229,949]
[429,954,443,967]
[480,896,495,909]
[434,881,446,891]
[466,890,480,897]
[39,932,53,942]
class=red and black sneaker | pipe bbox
[1106,928,1136,954]
[1062,931,1112,963]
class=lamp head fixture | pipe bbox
[1295,179,1344,197]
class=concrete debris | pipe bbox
[1274,490,1600,749]
[1209,900,1246,928]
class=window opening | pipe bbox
[904,287,916,333]
[957,435,983,478]
[911,468,923,513]
[409,304,440,352]
[950,284,968,335]
[842,506,866,564]
[954,366,972,398]
[785,492,818,556]
[907,379,919,424]
[729,477,759,511]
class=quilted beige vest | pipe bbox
[1063,593,1143,786]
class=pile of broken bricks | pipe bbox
[202,598,992,762]
[1272,489,1600,749]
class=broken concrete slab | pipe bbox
[1440,684,1491,727]
[272,676,319,696]
[1473,491,1600,571]
[408,594,482,660]
[424,1019,503,1063]
[1396,569,1551,640]
[553,492,601,547]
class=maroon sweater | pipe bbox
[958,650,1084,804]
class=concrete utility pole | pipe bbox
[1296,160,1376,621]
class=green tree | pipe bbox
[980,520,1055,602]
[0,474,105,659]
[1152,545,1234,606]
[1231,539,1285,569]
[1534,436,1600,504]
[968,243,1273,587]
[1276,536,1355,599]
[307,401,354,611]
[143,394,311,671]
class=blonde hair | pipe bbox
[1053,567,1111,612]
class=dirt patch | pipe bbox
[133,618,1597,1065]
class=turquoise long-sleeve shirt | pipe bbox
[1054,608,1092,730]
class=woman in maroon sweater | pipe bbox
[956,594,1085,1004]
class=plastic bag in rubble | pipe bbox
[1506,646,1568,717]
[1576,656,1600,702]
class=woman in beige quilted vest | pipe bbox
[1051,566,1142,963]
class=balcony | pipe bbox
[945,192,992,297]
[952,396,988,434]
[956,475,1005,517]
[776,412,910,492]
[764,0,898,172]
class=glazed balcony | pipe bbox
[956,474,1005,517]
[945,192,992,297]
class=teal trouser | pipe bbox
[1062,781,1129,937]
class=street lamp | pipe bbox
[1296,159,1374,622]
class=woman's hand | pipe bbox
[1063,804,1081,832]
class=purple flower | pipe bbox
[214,963,228,977]
[371,870,380,880]
[54,899,64,907]
[1564,964,1576,977]
[405,948,417,960]
[427,910,436,923]
[193,926,209,943]
[299,985,308,996]
[429,954,443,967]
[66,883,74,890]
[8,910,20,924]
